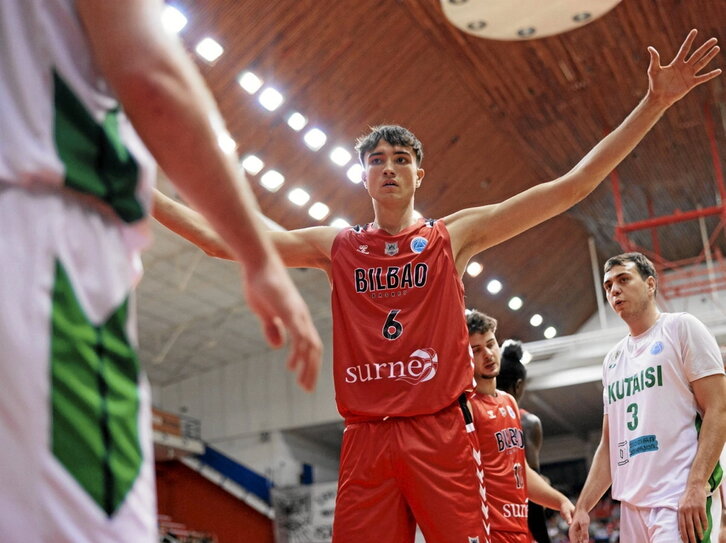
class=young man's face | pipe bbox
[469,330,501,381]
[361,140,424,203]
[602,262,656,320]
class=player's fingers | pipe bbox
[687,37,718,66]
[674,29,698,63]
[692,45,720,73]
[263,315,285,349]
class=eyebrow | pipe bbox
[603,271,629,287]
[367,150,413,160]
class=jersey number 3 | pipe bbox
[383,309,403,340]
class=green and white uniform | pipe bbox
[0,1,156,542]
[602,312,724,540]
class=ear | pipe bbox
[415,168,425,188]
[646,276,656,294]
[361,170,368,188]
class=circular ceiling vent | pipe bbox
[441,0,621,41]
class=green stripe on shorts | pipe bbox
[50,260,142,516]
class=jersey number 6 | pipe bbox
[383,309,403,340]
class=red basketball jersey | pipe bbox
[331,218,475,419]
[470,391,529,534]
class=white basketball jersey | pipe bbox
[602,312,724,508]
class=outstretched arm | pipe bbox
[78,0,322,390]
[678,374,726,543]
[526,462,574,524]
[569,416,612,543]
[447,30,721,272]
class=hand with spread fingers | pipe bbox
[646,29,721,108]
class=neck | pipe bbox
[626,304,660,337]
[371,200,416,235]
[475,378,497,396]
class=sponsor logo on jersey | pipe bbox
[357,245,369,254]
[607,349,621,369]
[487,410,496,419]
[344,348,438,385]
[495,427,525,452]
[498,407,507,417]
[468,538,480,543]
[411,236,428,253]
[506,405,516,418]
[384,242,399,256]
[650,341,664,355]
[502,503,528,518]
[606,365,663,404]
[354,263,428,294]
[617,435,660,466]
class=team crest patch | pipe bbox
[411,236,428,253]
[469,537,480,543]
[650,341,664,355]
[506,405,516,418]
[385,242,399,256]
[607,349,621,369]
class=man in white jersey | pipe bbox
[570,253,726,543]
[0,1,321,542]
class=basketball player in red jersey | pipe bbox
[467,310,574,543]
[153,30,720,543]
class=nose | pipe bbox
[382,158,395,175]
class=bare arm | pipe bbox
[569,416,612,543]
[521,412,544,471]
[446,30,721,273]
[678,374,726,543]
[526,462,574,523]
[153,189,336,273]
[77,0,322,390]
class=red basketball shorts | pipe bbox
[333,396,490,543]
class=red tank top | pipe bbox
[470,391,529,534]
[331,219,474,419]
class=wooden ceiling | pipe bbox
[169,0,725,342]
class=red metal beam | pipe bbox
[618,205,724,233]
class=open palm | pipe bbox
[647,29,721,107]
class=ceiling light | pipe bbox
[330,147,352,166]
[303,128,327,151]
[241,154,264,175]
[544,326,557,339]
[195,37,224,63]
[287,112,307,131]
[521,350,533,365]
[486,279,502,294]
[308,202,330,221]
[161,5,187,34]
[508,296,523,310]
[217,132,236,154]
[260,170,284,192]
[331,218,350,228]
[238,71,263,94]
[258,87,284,111]
[466,262,483,277]
[346,163,363,184]
[288,188,310,207]
[529,314,543,327]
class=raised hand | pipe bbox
[647,29,721,108]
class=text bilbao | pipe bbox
[354,263,428,295]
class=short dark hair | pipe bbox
[355,125,424,166]
[466,309,497,336]
[604,252,657,293]
[496,339,527,393]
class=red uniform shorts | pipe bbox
[332,396,490,543]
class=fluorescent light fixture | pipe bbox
[466,262,483,277]
[195,37,224,63]
[308,202,330,221]
[330,147,352,166]
[258,87,284,111]
[529,314,543,327]
[287,188,310,207]
[287,112,307,131]
[330,218,350,228]
[241,155,264,175]
[162,5,187,34]
[217,132,236,154]
[238,71,263,94]
[508,296,523,310]
[346,163,363,184]
[303,128,327,151]
[486,279,503,294]
[544,326,557,339]
[260,170,284,192]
